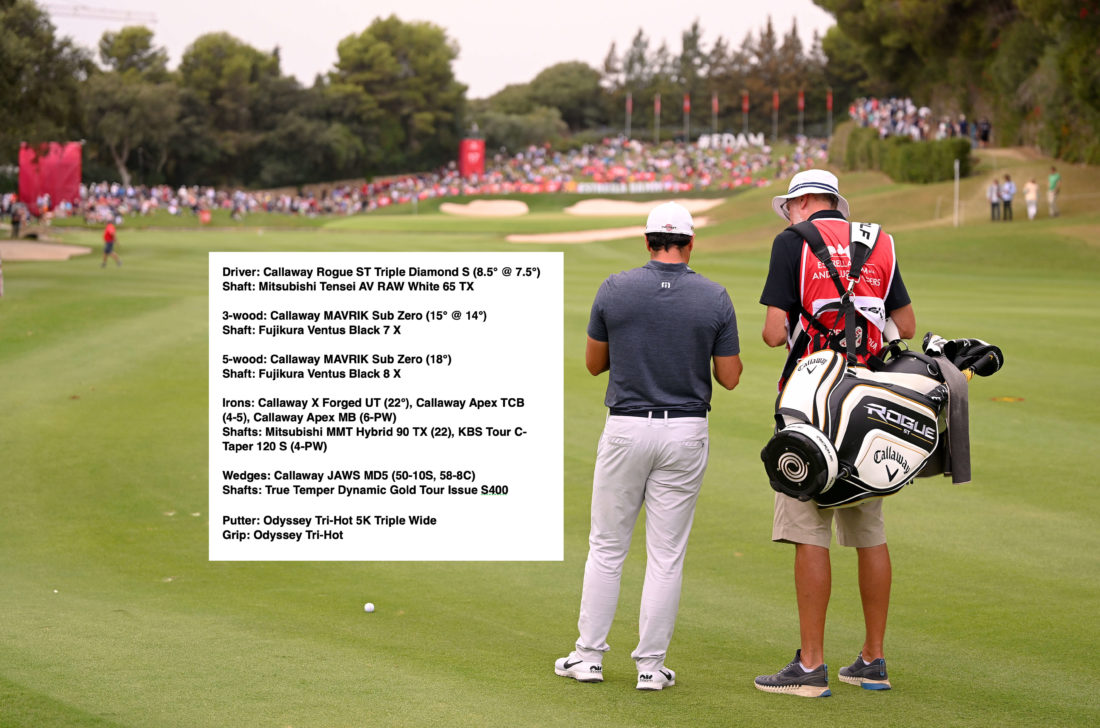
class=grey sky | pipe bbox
[46,0,835,98]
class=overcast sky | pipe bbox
[46,0,836,98]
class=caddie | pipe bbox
[554,201,742,691]
[755,169,915,697]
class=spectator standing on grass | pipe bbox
[1023,178,1040,221]
[554,202,742,692]
[101,221,121,268]
[987,178,1002,221]
[1001,174,1016,221]
[978,118,992,147]
[1048,166,1061,217]
[10,200,22,238]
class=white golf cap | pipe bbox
[645,201,695,236]
[771,169,850,221]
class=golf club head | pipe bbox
[944,338,1004,377]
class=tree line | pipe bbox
[2,2,467,189]
[469,18,836,152]
[817,0,1100,164]
[2,0,849,189]
[2,0,1094,191]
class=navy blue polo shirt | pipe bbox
[588,260,739,412]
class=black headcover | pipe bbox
[922,333,1004,377]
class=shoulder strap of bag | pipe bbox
[790,220,883,368]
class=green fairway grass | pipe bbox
[1,156,1098,727]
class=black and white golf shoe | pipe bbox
[554,652,603,683]
[636,667,675,691]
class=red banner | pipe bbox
[798,90,805,111]
[18,141,82,217]
[626,91,633,115]
[683,94,691,114]
[741,90,749,113]
[655,93,661,115]
[773,90,780,111]
[712,92,719,114]
[827,89,833,111]
[458,138,485,178]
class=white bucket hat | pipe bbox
[771,169,850,221]
[645,201,695,236]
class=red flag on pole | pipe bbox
[655,93,661,114]
[626,92,633,115]
[742,90,749,113]
[683,94,691,114]
[712,92,718,114]
[773,90,780,111]
[826,89,833,111]
[798,89,805,111]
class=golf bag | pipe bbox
[761,336,1003,509]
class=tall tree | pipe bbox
[813,0,1099,161]
[175,32,285,185]
[328,15,466,174]
[83,72,180,186]
[0,0,92,165]
[82,25,179,185]
[98,25,168,80]
[622,29,652,91]
[529,61,605,131]
[602,42,622,91]
[679,20,707,98]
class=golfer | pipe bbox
[101,221,122,268]
[554,201,742,691]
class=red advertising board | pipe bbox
[18,141,82,217]
[458,138,486,178]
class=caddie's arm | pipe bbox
[585,336,610,376]
[762,306,789,348]
[887,304,916,340]
[713,355,742,390]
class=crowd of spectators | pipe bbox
[850,97,993,146]
[4,135,834,227]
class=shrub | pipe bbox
[836,125,971,183]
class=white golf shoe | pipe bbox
[636,667,675,690]
[554,652,603,682]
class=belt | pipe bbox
[609,408,707,419]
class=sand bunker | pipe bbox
[507,217,711,245]
[0,241,92,261]
[439,200,530,217]
[564,198,726,216]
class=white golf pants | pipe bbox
[574,414,709,672]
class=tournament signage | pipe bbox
[458,138,485,178]
[696,132,766,150]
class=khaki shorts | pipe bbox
[772,492,886,548]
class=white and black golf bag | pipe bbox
[761,336,1003,508]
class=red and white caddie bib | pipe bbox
[794,218,898,365]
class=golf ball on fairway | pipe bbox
[364,602,375,613]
